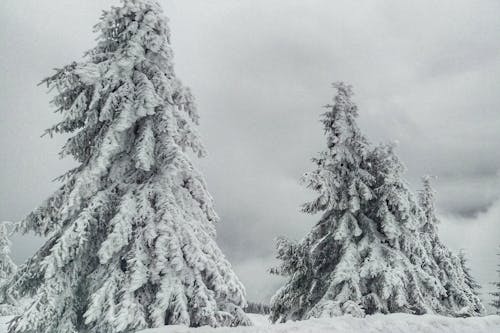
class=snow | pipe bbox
[0,317,12,332]
[134,314,500,333]
[1,313,499,333]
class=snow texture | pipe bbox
[3,314,498,333]
[133,314,498,333]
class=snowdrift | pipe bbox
[137,314,500,333]
[2,314,500,333]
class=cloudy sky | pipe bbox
[1,0,499,310]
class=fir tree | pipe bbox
[418,177,484,316]
[0,222,18,315]
[491,247,500,315]
[6,1,249,332]
[270,83,484,322]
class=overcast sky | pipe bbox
[0,0,499,310]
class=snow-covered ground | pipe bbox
[137,313,500,333]
[1,314,499,333]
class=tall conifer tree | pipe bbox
[7,1,249,332]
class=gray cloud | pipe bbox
[1,0,499,307]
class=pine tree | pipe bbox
[418,177,484,316]
[0,222,18,315]
[6,1,249,332]
[270,83,484,322]
[491,248,500,315]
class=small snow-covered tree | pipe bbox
[0,222,18,315]
[458,250,481,297]
[491,247,500,315]
[6,1,249,332]
[245,302,270,314]
[418,177,484,316]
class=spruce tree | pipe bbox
[0,222,18,315]
[491,247,500,315]
[270,83,484,322]
[270,82,374,322]
[418,177,484,316]
[6,1,249,332]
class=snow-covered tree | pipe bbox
[270,83,484,322]
[245,302,270,315]
[270,82,374,322]
[491,247,500,315]
[458,250,481,297]
[0,222,16,287]
[0,222,18,315]
[361,145,450,315]
[6,1,249,332]
[418,177,483,316]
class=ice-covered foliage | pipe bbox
[491,247,500,315]
[6,1,249,332]
[0,223,18,316]
[270,83,484,322]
